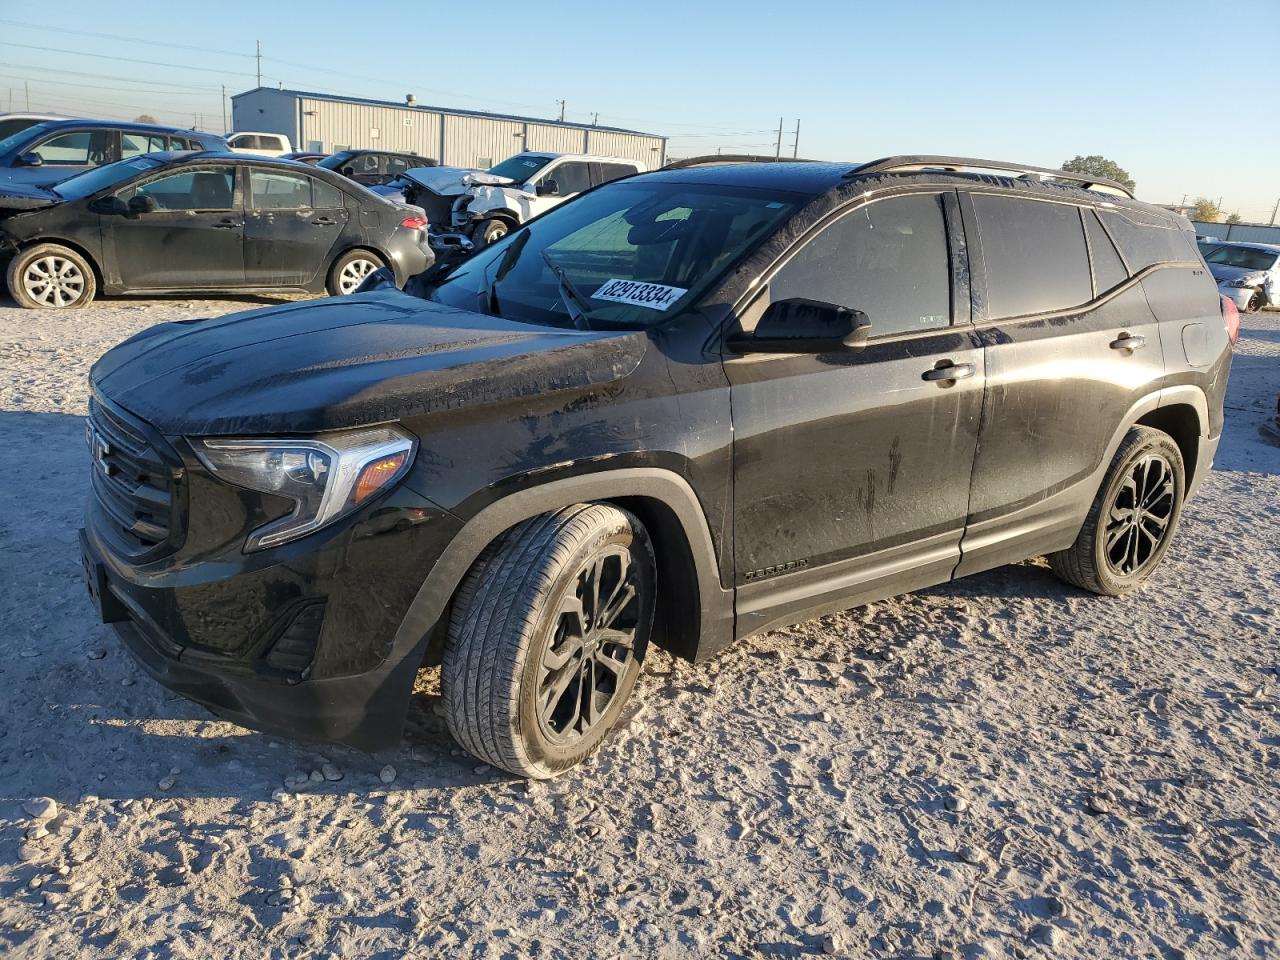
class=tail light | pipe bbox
[1220,294,1240,345]
[399,215,427,230]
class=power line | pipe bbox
[0,71,222,98]
[0,41,280,82]
[0,18,255,60]
[0,61,222,92]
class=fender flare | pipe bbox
[390,467,734,664]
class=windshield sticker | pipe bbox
[591,279,688,311]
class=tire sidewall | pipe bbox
[478,219,509,246]
[328,250,384,296]
[1089,433,1185,594]
[8,244,96,309]
[513,514,655,776]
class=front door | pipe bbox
[110,164,244,290]
[529,160,593,218]
[725,190,984,635]
[244,167,347,286]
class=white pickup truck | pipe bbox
[394,151,644,249]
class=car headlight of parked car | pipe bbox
[1225,274,1262,288]
[192,426,416,551]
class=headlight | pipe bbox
[192,426,416,552]
[1228,275,1261,288]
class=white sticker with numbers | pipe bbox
[590,279,687,311]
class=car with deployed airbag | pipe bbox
[79,155,1231,778]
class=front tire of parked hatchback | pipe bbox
[327,249,386,296]
[1049,425,1185,596]
[442,503,656,779]
[1245,289,1264,313]
[6,243,97,309]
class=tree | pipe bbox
[134,114,156,124]
[1060,155,1135,193]
[1191,197,1222,223]
[1225,212,1242,225]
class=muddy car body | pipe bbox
[81,155,1233,777]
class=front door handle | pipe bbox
[212,218,239,230]
[922,361,975,383]
[311,216,337,225]
[1110,332,1146,352]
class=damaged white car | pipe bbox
[391,152,644,251]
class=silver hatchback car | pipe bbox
[1201,240,1280,312]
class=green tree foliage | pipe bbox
[134,114,157,124]
[1060,155,1136,193]
[1192,197,1222,223]
[1225,212,1242,224]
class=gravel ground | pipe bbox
[0,291,1276,960]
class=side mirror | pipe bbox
[127,194,158,217]
[727,298,872,353]
[536,178,559,197]
[17,152,43,167]
[341,166,355,177]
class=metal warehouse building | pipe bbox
[231,87,666,169]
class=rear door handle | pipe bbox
[922,361,975,383]
[212,218,239,230]
[1110,333,1146,352]
[311,216,337,225]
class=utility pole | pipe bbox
[556,99,566,122]
[1270,196,1279,226]
[590,111,598,126]
[774,117,783,161]
[25,80,30,110]
[221,85,228,134]
[791,119,800,159]
[256,40,262,88]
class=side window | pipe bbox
[972,195,1091,318]
[249,169,315,210]
[544,161,592,196]
[133,167,236,211]
[770,193,952,337]
[1099,210,1199,272]
[1085,210,1128,294]
[594,162,636,186]
[33,130,113,165]
[121,134,170,159]
[312,178,344,209]
[355,153,381,174]
[385,155,411,176]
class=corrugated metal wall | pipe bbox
[1190,220,1280,244]
[299,98,441,159]
[232,89,666,170]
[442,114,523,168]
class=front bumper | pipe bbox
[1217,282,1257,310]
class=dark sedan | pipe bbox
[0,152,432,309]
[317,149,437,186]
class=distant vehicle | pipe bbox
[316,149,436,187]
[0,113,74,140]
[0,119,226,185]
[1202,241,1280,313]
[280,151,325,165]
[0,151,431,308]
[226,132,292,157]
[399,151,644,247]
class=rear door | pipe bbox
[955,192,1167,575]
[109,164,244,289]
[725,190,984,634]
[244,167,348,286]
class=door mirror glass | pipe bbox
[127,194,159,217]
[536,178,559,197]
[17,152,43,167]
[728,298,872,353]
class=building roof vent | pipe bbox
[406,94,417,108]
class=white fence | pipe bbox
[1190,221,1280,244]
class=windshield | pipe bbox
[487,154,551,182]
[422,179,803,329]
[316,151,355,170]
[1204,245,1279,271]
[52,155,166,199]
[0,121,52,156]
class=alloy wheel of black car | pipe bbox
[328,249,386,296]
[6,243,97,309]
[443,503,655,778]
[1049,426,1185,596]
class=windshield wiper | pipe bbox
[541,251,595,330]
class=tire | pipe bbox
[473,218,510,247]
[327,249,385,296]
[6,243,96,309]
[1245,290,1264,313]
[443,503,656,778]
[1049,426,1185,596]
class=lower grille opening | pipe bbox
[263,601,327,680]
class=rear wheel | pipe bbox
[443,503,656,778]
[1049,426,1184,596]
[474,218,510,247]
[327,249,385,296]
[6,243,96,309]
[1245,289,1264,313]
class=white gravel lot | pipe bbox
[0,291,1276,960]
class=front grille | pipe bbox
[406,188,457,228]
[87,395,182,559]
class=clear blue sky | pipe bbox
[1,0,1276,219]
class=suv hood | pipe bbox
[91,291,646,436]
[401,166,520,197]
[0,180,61,212]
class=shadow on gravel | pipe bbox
[0,290,309,310]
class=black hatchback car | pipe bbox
[81,155,1233,778]
[0,152,432,307]
[317,149,437,186]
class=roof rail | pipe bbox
[662,154,814,170]
[846,155,1135,199]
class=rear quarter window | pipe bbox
[972,195,1092,318]
[1084,210,1129,294]
[1098,209,1199,271]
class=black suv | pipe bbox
[80,155,1233,778]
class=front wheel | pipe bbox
[1245,290,1264,313]
[327,249,385,296]
[6,243,97,309]
[443,503,656,778]
[1049,426,1185,596]
[473,218,510,247]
